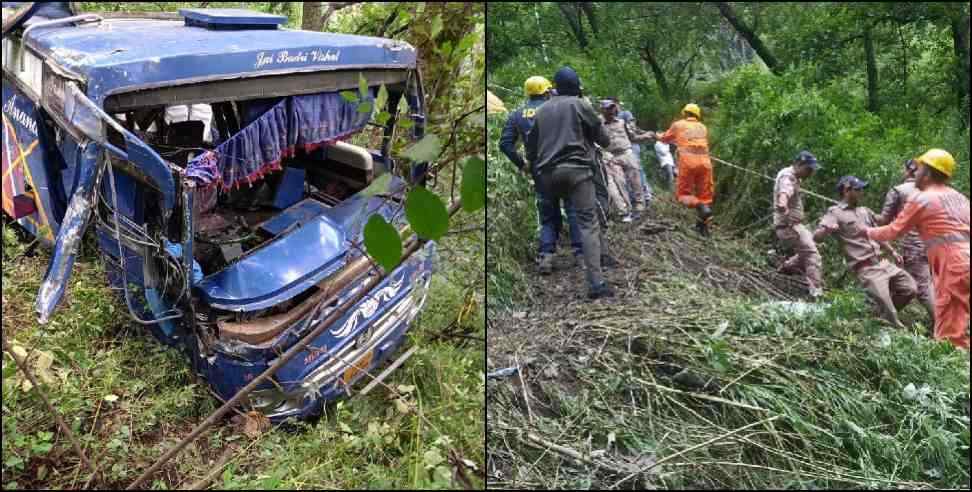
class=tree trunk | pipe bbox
[321,2,359,31]
[558,3,587,48]
[641,41,671,100]
[864,26,880,112]
[580,2,598,38]
[716,2,781,75]
[301,2,324,31]
[951,13,970,104]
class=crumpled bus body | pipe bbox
[2,3,433,421]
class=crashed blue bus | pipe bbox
[2,3,436,421]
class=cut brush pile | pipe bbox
[487,196,971,490]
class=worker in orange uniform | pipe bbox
[659,103,714,237]
[865,149,970,350]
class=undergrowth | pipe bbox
[1,210,484,490]
[486,197,970,490]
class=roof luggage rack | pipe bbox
[179,8,286,30]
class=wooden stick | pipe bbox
[519,433,631,477]
[514,353,535,424]
[360,346,418,396]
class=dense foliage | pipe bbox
[487,1,970,304]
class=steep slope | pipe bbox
[487,195,970,490]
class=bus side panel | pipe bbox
[2,80,66,244]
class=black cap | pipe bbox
[795,150,820,170]
[600,99,617,110]
[836,175,869,194]
[553,67,583,97]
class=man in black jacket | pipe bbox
[526,67,616,299]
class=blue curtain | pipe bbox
[186,90,374,194]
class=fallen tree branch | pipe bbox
[519,432,635,478]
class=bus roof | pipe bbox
[20,14,417,103]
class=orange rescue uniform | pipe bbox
[659,117,713,208]
[867,184,970,350]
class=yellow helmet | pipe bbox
[682,103,702,119]
[524,76,553,97]
[916,148,956,178]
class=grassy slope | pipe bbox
[486,166,970,489]
[1,209,484,490]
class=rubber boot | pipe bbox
[588,282,616,300]
[696,204,713,238]
[601,254,620,269]
[538,253,554,276]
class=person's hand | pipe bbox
[892,251,904,265]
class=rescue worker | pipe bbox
[599,100,655,222]
[612,97,653,206]
[526,67,616,299]
[813,176,917,329]
[659,103,714,236]
[865,149,970,350]
[499,76,584,275]
[875,159,936,327]
[774,151,825,299]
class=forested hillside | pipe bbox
[487,2,970,489]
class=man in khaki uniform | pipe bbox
[875,159,936,327]
[774,151,824,299]
[814,176,918,329]
[599,100,655,222]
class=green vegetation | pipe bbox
[3,2,483,490]
[487,3,970,289]
[487,2,970,489]
[487,199,971,489]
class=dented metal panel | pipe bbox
[34,141,101,323]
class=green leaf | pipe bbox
[364,215,403,272]
[398,118,414,130]
[405,187,449,241]
[397,96,409,115]
[357,101,374,115]
[31,442,53,454]
[437,40,453,58]
[456,32,477,56]
[401,134,441,163]
[358,72,369,100]
[375,111,391,126]
[460,157,486,212]
[430,15,443,40]
[360,173,392,198]
[340,91,359,103]
[376,84,388,111]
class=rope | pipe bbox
[488,83,518,96]
[710,155,840,206]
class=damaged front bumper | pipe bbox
[193,241,436,421]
